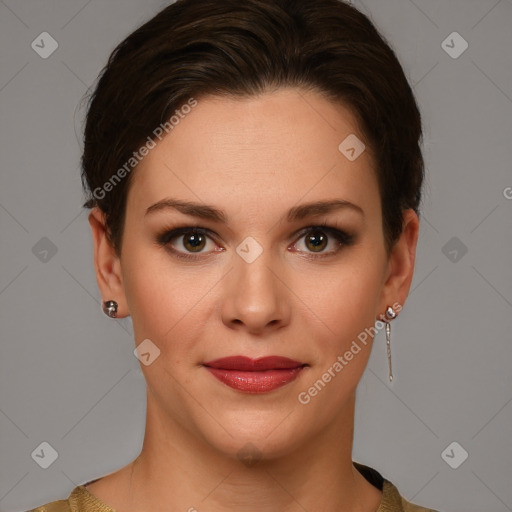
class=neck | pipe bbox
[114,390,382,512]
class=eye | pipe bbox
[291,223,355,258]
[156,226,220,261]
[156,222,355,261]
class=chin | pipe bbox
[194,410,311,464]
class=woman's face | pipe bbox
[92,87,417,460]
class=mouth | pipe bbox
[202,356,308,393]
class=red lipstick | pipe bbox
[203,356,307,393]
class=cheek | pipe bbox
[122,255,209,402]
[299,259,382,338]
[294,261,383,405]
[121,247,219,354]
[295,267,381,410]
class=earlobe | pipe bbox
[378,209,420,316]
[88,207,129,318]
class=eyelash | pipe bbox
[155,222,355,262]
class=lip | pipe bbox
[203,356,305,371]
[203,356,307,393]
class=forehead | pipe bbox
[127,88,380,224]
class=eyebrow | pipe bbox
[145,198,365,223]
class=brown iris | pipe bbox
[182,231,206,252]
[305,230,328,252]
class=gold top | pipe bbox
[27,462,439,512]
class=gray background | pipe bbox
[1,1,511,511]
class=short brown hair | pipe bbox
[81,0,424,257]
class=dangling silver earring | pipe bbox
[384,306,397,382]
[103,300,118,318]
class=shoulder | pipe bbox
[354,461,441,512]
[381,478,441,512]
[382,477,441,512]
[26,485,114,512]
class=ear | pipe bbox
[88,207,129,318]
[377,209,420,320]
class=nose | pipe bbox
[220,247,291,335]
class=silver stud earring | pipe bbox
[384,306,397,382]
[103,300,118,318]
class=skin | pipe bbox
[88,87,419,512]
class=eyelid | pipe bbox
[156,225,218,246]
[291,224,354,255]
